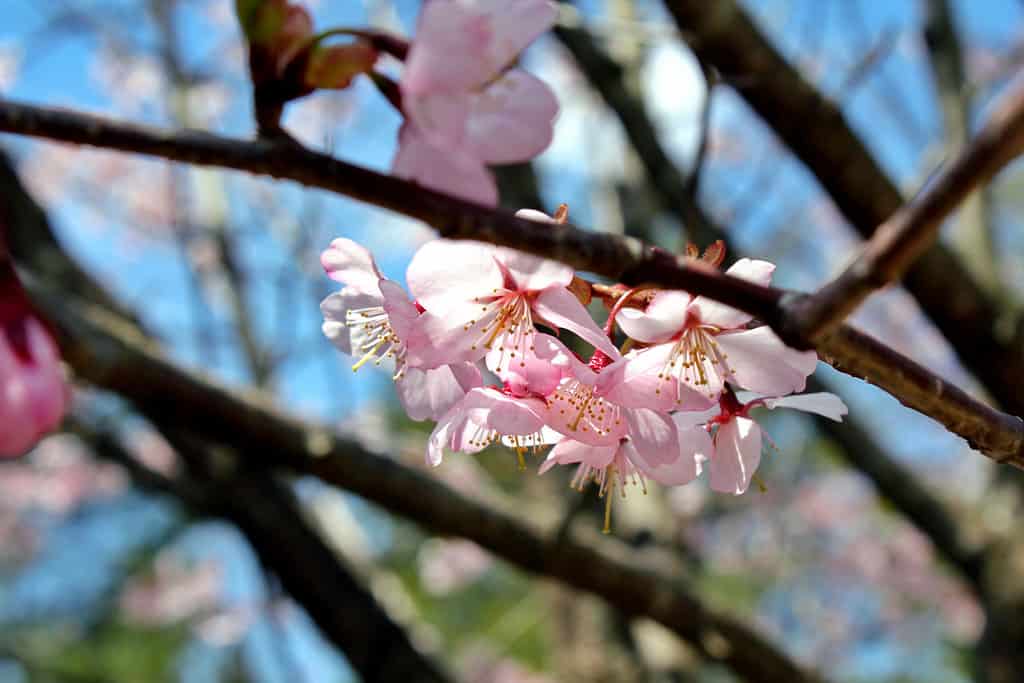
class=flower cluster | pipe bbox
[321,209,848,529]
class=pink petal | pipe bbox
[616,290,691,343]
[480,393,546,435]
[761,392,848,421]
[406,238,502,313]
[532,287,618,357]
[408,302,494,368]
[426,398,490,466]
[502,352,562,397]
[672,406,719,430]
[690,258,775,329]
[404,92,471,149]
[643,421,712,486]
[378,279,420,340]
[540,438,617,474]
[402,1,495,95]
[597,345,715,412]
[464,70,558,164]
[397,364,481,422]
[709,416,762,495]
[495,248,573,292]
[478,0,558,72]
[533,333,602,382]
[0,321,67,457]
[320,290,382,356]
[623,408,678,468]
[392,124,498,206]
[320,238,383,293]
[716,327,818,396]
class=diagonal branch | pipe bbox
[552,27,988,587]
[786,81,1024,342]
[33,289,828,683]
[77,420,452,683]
[663,0,1024,418]
[1,96,1022,465]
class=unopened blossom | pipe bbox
[406,238,617,377]
[0,266,68,457]
[393,0,559,204]
[617,258,818,410]
[674,391,849,495]
[320,238,479,421]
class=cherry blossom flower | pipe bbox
[674,391,849,495]
[536,334,678,463]
[428,346,562,466]
[427,384,557,467]
[0,267,68,457]
[320,238,479,421]
[616,258,818,409]
[405,238,616,376]
[393,0,559,204]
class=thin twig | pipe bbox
[787,80,1024,341]
[664,0,1024,419]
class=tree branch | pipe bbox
[786,81,1024,341]
[77,420,452,683]
[552,19,989,593]
[1,96,1021,464]
[663,0,1024,419]
[28,285,827,683]
[2,96,1021,465]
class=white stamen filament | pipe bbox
[344,305,408,380]
[464,291,535,372]
[657,325,733,402]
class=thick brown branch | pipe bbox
[78,421,452,683]
[789,81,1024,341]
[663,0,1024,419]
[1,97,1022,464]
[33,291,827,683]
[0,96,782,322]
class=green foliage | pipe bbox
[9,620,189,682]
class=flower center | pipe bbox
[344,305,407,380]
[465,290,535,372]
[549,379,622,438]
[657,325,732,402]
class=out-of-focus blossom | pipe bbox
[0,43,22,91]
[120,556,224,626]
[393,0,559,204]
[418,538,492,595]
[0,265,69,457]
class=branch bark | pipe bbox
[29,284,827,683]
[79,421,452,683]
[554,21,988,594]
[2,96,1020,465]
[663,0,1024,419]
[787,81,1024,341]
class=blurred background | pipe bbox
[2,0,1023,681]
